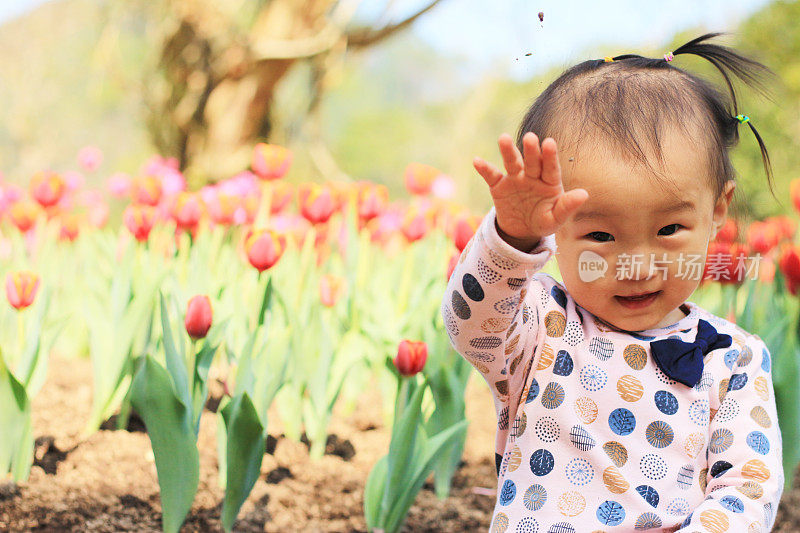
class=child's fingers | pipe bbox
[498,133,524,177]
[522,132,542,181]
[551,188,589,225]
[473,156,504,188]
[540,138,562,186]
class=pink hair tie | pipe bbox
[664,51,675,62]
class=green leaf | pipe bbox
[159,292,191,412]
[220,392,265,532]
[363,455,388,530]
[383,419,469,533]
[0,350,33,482]
[130,354,199,533]
[379,379,425,523]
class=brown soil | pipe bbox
[0,355,798,532]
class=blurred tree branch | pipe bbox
[126,0,445,183]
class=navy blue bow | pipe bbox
[649,319,732,387]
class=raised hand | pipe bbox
[473,132,589,248]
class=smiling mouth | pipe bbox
[615,291,661,307]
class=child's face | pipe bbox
[553,131,735,332]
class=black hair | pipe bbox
[515,32,778,208]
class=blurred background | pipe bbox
[0,0,795,218]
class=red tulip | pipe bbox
[779,244,800,295]
[244,228,286,272]
[715,218,737,243]
[403,162,440,196]
[298,183,337,225]
[131,175,162,206]
[59,213,80,242]
[171,192,204,232]
[759,255,775,283]
[123,204,156,242]
[394,340,428,376]
[29,170,66,208]
[401,206,434,243]
[452,213,480,252]
[185,295,213,340]
[356,182,389,223]
[5,271,40,310]
[252,143,292,180]
[767,215,796,242]
[746,221,780,255]
[9,200,39,233]
[791,179,800,215]
[207,192,238,226]
[319,273,345,307]
[703,241,750,285]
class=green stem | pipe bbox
[18,312,25,359]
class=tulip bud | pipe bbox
[401,206,433,243]
[30,170,66,208]
[403,162,440,196]
[452,213,480,252]
[779,244,800,295]
[356,182,389,223]
[131,175,162,206]
[252,143,292,180]
[171,192,204,232]
[298,183,337,225]
[6,271,40,310]
[245,228,286,272]
[791,179,800,215]
[185,295,213,340]
[123,204,156,242]
[714,218,737,243]
[394,340,427,376]
[319,273,345,307]
[9,200,39,233]
[59,213,80,242]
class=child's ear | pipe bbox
[712,180,736,234]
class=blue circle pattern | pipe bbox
[500,479,516,505]
[746,431,770,455]
[530,449,555,476]
[609,408,636,436]
[654,390,679,415]
[579,364,607,391]
[526,378,540,404]
[553,350,574,376]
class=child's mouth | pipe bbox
[615,291,661,309]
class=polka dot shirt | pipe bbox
[441,206,784,533]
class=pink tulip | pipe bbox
[251,143,292,180]
[6,271,40,310]
[77,146,103,172]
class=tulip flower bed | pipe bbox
[2,144,800,531]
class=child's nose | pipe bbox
[614,250,660,281]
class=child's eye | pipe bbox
[585,231,614,242]
[658,223,683,236]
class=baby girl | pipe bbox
[441,32,783,532]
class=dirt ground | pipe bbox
[0,355,798,532]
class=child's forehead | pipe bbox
[560,128,712,196]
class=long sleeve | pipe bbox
[676,334,784,532]
[440,205,556,469]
